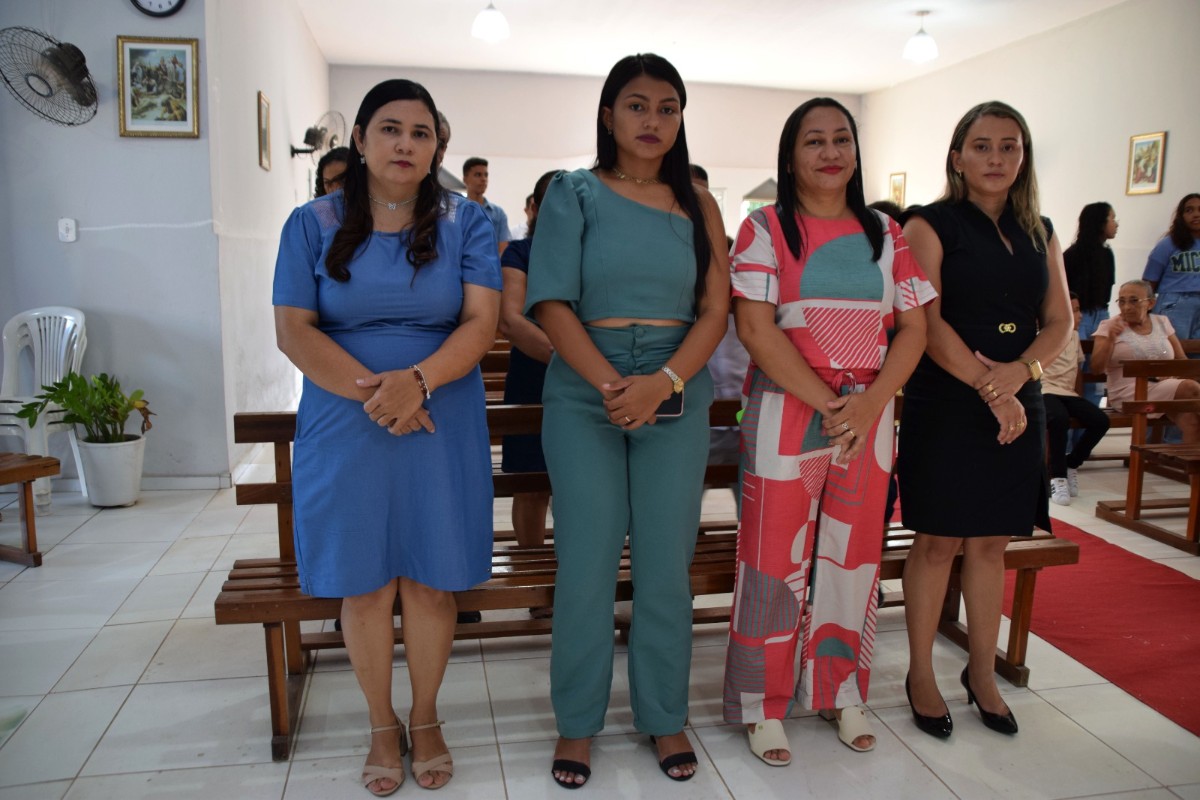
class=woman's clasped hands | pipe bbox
[821,392,875,466]
[972,352,1028,443]
[601,374,668,430]
[357,370,436,436]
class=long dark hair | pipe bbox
[326,79,445,282]
[1072,202,1113,251]
[775,98,882,261]
[594,53,711,300]
[526,169,559,241]
[314,146,350,197]
[1169,193,1200,250]
[941,100,1046,252]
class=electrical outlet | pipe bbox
[58,218,77,242]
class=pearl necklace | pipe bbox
[369,193,418,211]
[611,166,661,185]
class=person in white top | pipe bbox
[1090,279,1200,443]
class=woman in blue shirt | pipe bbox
[526,54,729,787]
[1143,193,1200,339]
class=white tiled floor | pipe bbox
[0,438,1198,799]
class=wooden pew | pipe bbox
[217,399,1078,760]
[1094,358,1200,554]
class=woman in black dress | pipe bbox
[1064,202,1118,408]
[897,101,1072,738]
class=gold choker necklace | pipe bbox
[369,193,418,211]
[612,167,661,186]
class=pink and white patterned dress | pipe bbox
[724,206,935,721]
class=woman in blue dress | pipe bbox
[273,79,501,795]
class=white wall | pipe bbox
[0,0,225,483]
[205,0,329,466]
[0,0,327,485]
[860,0,1199,292]
[330,65,858,238]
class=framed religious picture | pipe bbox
[117,35,199,137]
[889,172,906,207]
[257,91,271,171]
[1126,132,1166,195]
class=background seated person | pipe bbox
[1091,279,1200,443]
[1043,293,1110,505]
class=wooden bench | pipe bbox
[1094,358,1200,554]
[217,399,1078,759]
[0,453,59,567]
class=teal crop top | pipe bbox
[523,169,698,323]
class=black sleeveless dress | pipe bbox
[897,200,1053,537]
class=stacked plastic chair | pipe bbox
[0,307,88,507]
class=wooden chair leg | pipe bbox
[0,478,43,567]
[1188,474,1200,545]
[264,622,291,760]
[284,620,305,674]
[1001,568,1039,687]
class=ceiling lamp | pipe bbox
[902,10,939,64]
[471,2,510,43]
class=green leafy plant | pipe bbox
[16,372,154,444]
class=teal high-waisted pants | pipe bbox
[544,324,714,738]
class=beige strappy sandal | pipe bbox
[362,717,408,797]
[410,719,454,790]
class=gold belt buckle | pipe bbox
[998,322,1017,334]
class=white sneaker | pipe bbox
[1067,468,1080,497]
[1050,477,1071,506]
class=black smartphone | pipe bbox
[656,391,684,417]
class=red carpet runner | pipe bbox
[1003,518,1200,736]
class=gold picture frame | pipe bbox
[889,172,906,207]
[117,35,199,138]
[257,91,271,171]
[1126,131,1166,195]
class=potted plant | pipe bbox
[17,372,154,507]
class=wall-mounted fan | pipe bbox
[291,110,346,159]
[0,26,97,126]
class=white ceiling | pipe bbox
[297,0,1129,94]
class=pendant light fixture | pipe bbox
[471,2,510,43]
[902,10,939,64]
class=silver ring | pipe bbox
[624,416,632,424]
[840,421,850,431]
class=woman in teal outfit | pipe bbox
[525,53,730,788]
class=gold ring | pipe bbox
[985,383,995,393]
[989,389,998,398]
[624,416,632,424]
[1017,421,1026,428]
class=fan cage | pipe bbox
[0,26,98,127]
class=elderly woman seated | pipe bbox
[1090,279,1200,443]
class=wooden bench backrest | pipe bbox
[233,399,745,558]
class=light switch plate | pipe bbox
[58,218,76,242]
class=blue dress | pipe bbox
[272,192,502,597]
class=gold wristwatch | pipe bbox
[661,365,684,394]
[1023,358,1043,381]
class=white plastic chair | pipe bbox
[0,307,88,506]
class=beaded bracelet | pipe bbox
[410,365,431,400]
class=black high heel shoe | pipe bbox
[960,667,1018,735]
[905,673,952,739]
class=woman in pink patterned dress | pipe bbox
[723,98,935,764]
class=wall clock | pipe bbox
[129,0,186,17]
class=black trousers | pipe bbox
[1043,394,1110,477]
